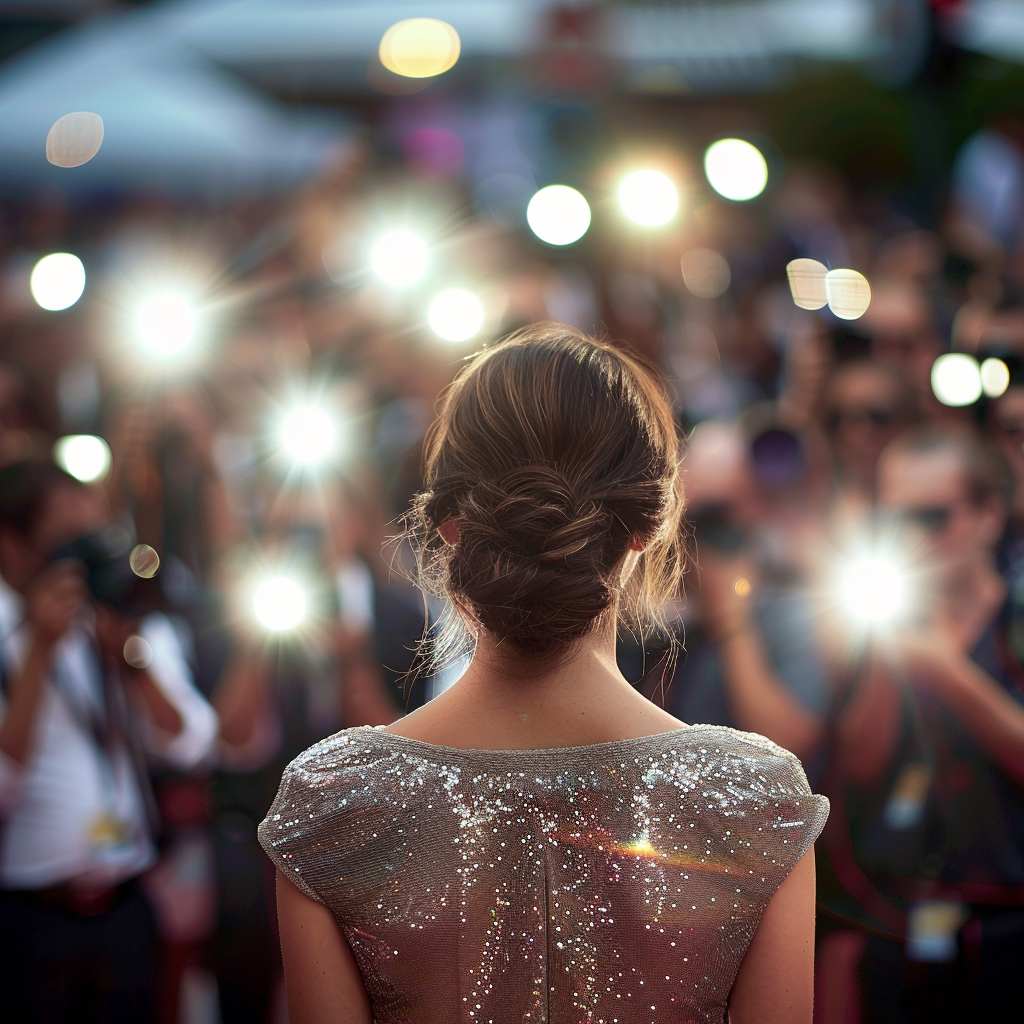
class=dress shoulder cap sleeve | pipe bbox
[257,728,380,906]
[702,725,831,904]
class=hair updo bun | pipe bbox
[389,322,686,677]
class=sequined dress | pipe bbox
[258,722,830,1023]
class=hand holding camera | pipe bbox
[26,561,86,651]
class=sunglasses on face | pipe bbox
[882,504,956,535]
[995,419,1024,444]
[825,405,896,431]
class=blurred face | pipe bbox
[683,426,754,521]
[877,448,998,573]
[990,388,1024,490]
[0,482,106,591]
[825,365,901,477]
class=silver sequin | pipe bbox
[258,723,830,1023]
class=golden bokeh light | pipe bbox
[825,268,872,320]
[785,258,828,310]
[379,18,461,79]
[980,357,1010,399]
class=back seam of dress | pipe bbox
[543,851,550,1024]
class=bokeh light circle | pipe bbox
[980,357,1010,398]
[680,249,731,298]
[249,573,311,634]
[931,353,982,407]
[31,252,86,311]
[833,549,913,631]
[786,258,828,310]
[46,112,104,168]
[379,18,461,79]
[123,635,154,670]
[825,268,872,320]
[703,138,768,201]
[130,544,161,579]
[126,286,203,366]
[526,185,592,246]
[368,228,430,289]
[616,169,680,228]
[273,400,342,470]
[427,287,485,343]
[53,434,111,483]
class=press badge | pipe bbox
[906,900,967,962]
[87,812,134,856]
[884,763,930,829]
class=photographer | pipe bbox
[0,458,217,1023]
[641,418,829,766]
[821,426,1024,1021]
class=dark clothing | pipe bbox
[1,876,159,1024]
[855,904,1024,1023]
[816,574,1024,1021]
[622,581,830,785]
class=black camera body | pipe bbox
[48,526,162,619]
[689,502,749,556]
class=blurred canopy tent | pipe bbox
[161,0,1024,96]
[0,8,351,197]
[166,0,879,95]
[171,0,549,90]
[1,0,1022,196]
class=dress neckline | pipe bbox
[355,722,720,764]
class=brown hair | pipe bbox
[386,322,687,687]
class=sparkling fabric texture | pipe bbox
[258,722,830,1023]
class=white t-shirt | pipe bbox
[0,577,217,889]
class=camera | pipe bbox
[689,502,749,555]
[48,526,163,618]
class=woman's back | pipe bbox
[259,721,829,1023]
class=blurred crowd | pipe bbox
[1,105,1024,1023]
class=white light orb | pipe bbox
[379,18,461,79]
[616,169,680,228]
[127,286,203,365]
[980,357,1011,399]
[825,269,872,320]
[368,228,430,289]
[249,573,311,634]
[703,138,769,201]
[931,353,982,407]
[46,112,104,168]
[526,185,592,246]
[53,434,111,483]
[274,400,342,470]
[30,252,86,311]
[427,287,485,343]
[833,550,913,631]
